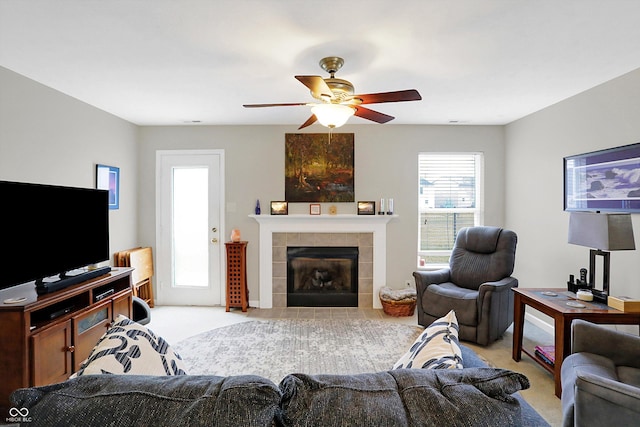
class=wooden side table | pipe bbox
[225,241,248,312]
[512,287,640,398]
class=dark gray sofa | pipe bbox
[10,346,549,427]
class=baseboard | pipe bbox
[524,312,554,336]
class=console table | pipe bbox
[0,267,133,414]
[512,287,640,398]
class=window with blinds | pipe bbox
[418,153,484,266]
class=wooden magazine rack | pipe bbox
[114,247,155,307]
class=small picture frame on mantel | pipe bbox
[357,201,376,215]
[310,203,321,215]
[270,201,288,215]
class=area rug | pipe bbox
[173,319,422,383]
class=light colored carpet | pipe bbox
[173,319,423,382]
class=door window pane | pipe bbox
[173,167,209,287]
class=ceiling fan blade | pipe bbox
[298,114,318,129]
[243,102,308,108]
[352,89,422,104]
[354,106,395,124]
[295,75,334,99]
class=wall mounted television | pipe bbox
[0,180,110,291]
[564,142,640,213]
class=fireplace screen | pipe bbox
[287,246,358,307]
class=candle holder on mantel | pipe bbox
[387,198,394,215]
[378,198,386,215]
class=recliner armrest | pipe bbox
[571,319,640,368]
[413,269,451,291]
[478,277,518,292]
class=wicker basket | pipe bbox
[380,297,416,317]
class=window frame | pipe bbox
[417,152,484,269]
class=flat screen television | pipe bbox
[0,180,110,291]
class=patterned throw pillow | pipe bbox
[73,315,187,377]
[393,310,463,370]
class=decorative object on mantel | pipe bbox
[310,204,321,215]
[568,211,636,303]
[230,228,241,242]
[255,199,261,215]
[328,205,337,215]
[387,198,394,215]
[564,142,640,213]
[284,133,354,202]
[357,201,375,215]
[270,201,288,215]
[378,198,386,215]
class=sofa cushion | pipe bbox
[10,374,281,427]
[393,309,463,370]
[423,283,479,325]
[277,368,530,427]
[617,366,640,388]
[73,315,187,377]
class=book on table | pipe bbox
[534,345,555,367]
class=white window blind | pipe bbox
[418,153,484,266]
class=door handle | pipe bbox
[211,238,218,243]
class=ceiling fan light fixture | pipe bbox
[311,104,355,128]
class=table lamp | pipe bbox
[568,212,636,303]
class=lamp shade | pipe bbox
[568,212,636,250]
[311,104,355,128]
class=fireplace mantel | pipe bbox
[250,214,396,308]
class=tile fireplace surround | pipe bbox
[250,214,396,309]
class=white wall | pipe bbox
[505,68,640,330]
[137,125,506,303]
[0,66,139,259]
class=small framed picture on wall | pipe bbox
[310,204,321,215]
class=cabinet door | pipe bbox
[30,320,73,386]
[113,291,132,319]
[72,300,112,371]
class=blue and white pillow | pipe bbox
[393,310,463,370]
[73,315,187,377]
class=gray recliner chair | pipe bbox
[561,319,640,427]
[413,226,518,346]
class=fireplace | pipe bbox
[287,246,358,307]
[251,214,394,308]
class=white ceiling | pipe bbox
[2,0,640,127]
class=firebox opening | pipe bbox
[287,246,358,307]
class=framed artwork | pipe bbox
[357,201,376,215]
[96,164,120,210]
[310,203,321,215]
[564,142,640,213]
[270,201,288,215]
[285,133,354,202]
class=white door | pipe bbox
[156,150,225,306]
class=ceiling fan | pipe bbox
[243,57,422,129]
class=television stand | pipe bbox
[35,266,112,295]
[0,267,133,415]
